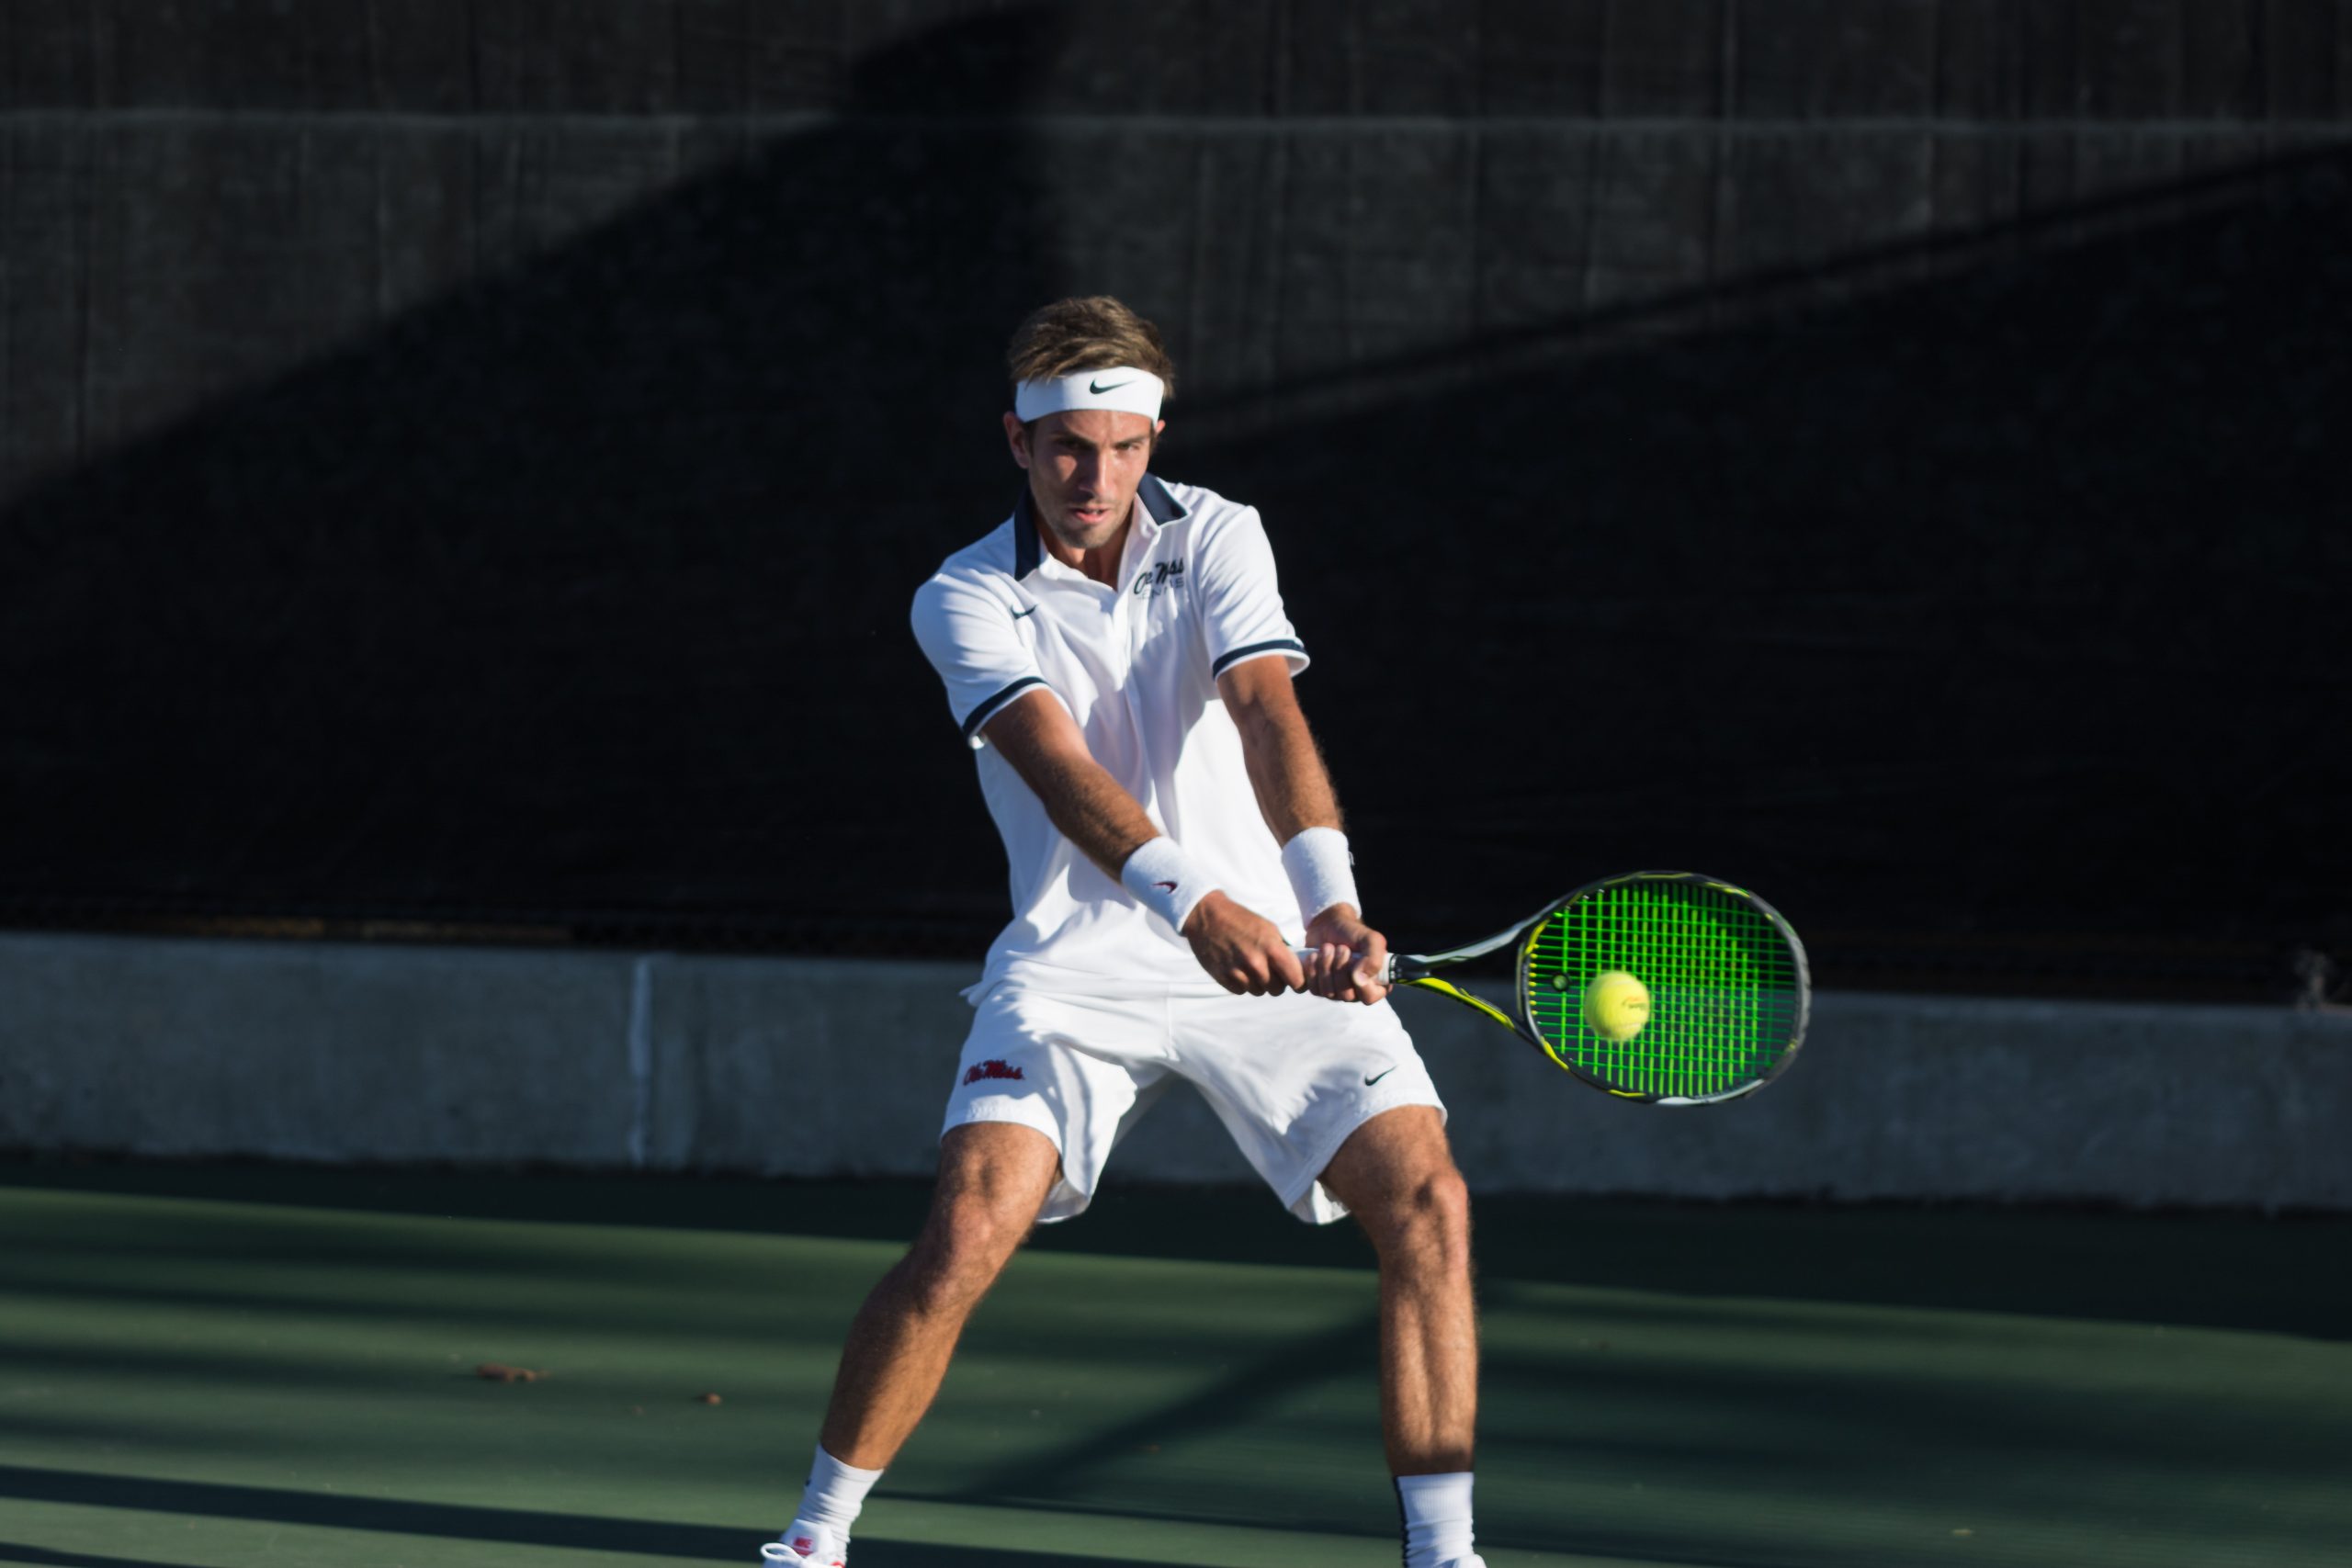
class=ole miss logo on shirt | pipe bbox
[1132,558,1186,598]
[963,1059,1025,1086]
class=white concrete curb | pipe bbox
[2,932,2344,1209]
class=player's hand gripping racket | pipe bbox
[1323,870,1809,1105]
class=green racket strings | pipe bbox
[1519,879,1801,1100]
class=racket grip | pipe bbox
[1292,947,1397,984]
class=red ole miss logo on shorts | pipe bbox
[962,1059,1025,1086]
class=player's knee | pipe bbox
[1419,1164,1473,1254]
[1375,1163,1472,1269]
[905,1205,1024,1314]
[1401,1166,1476,1259]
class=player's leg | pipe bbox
[1169,994,1481,1568]
[1321,1105,1481,1568]
[769,1122,1057,1564]
[768,985,1161,1563]
[819,1120,1060,1465]
[1317,1104,1477,1476]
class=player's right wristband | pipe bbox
[1120,836,1217,935]
[1282,827,1359,925]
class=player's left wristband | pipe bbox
[1283,827,1359,926]
[1120,836,1217,936]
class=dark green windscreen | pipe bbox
[1520,878,1804,1100]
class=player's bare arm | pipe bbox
[1218,658,1392,1005]
[982,688,1306,998]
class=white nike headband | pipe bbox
[1013,367,1165,423]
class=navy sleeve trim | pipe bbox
[960,676,1048,740]
[1210,638,1306,679]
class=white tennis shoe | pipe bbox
[760,1524,846,1565]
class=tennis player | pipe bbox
[762,298,1483,1568]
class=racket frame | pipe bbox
[1385,869,1811,1106]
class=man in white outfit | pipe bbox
[762,297,1484,1568]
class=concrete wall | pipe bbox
[4,931,2344,1210]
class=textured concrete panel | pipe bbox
[4,935,2346,1210]
[2075,0,2188,119]
[1583,131,1718,307]
[0,127,92,486]
[2267,0,2351,118]
[3,1,2344,120]
[1722,132,1934,276]
[1476,128,1601,325]
[1476,0,1609,118]
[1735,0,1936,119]
[2182,0,2265,117]
[1933,0,2028,121]
[1421,989,2352,1209]
[0,932,640,1164]
[641,952,965,1178]
[639,950,1262,1186]
[1601,0,1727,118]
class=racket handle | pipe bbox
[1292,947,1397,984]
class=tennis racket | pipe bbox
[1317,870,1809,1105]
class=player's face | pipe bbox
[1004,409,1164,556]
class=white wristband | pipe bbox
[1283,827,1359,925]
[1120,836,1217,935]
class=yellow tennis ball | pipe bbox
[1582,970,1651,1041]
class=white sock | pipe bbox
[791,1444,883,1541]
[1396,1471,1475,1568]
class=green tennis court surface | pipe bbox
[3,1163,2346,1568]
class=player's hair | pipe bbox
[1005,297,1177,408]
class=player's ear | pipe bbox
[1002,411,1032,469]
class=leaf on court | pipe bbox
[474,1362,543,1382]
[693,1392,722,1404]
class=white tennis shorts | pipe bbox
[942,980,1444,1224]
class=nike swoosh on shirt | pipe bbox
[1363,1066,1398,1087]
[1010,604,1038,619]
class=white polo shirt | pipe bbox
[910,474,1311,998]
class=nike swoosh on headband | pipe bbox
[1089,378,1136,394]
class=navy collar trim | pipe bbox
[1013,487,1042,578]
[1138,473,1189,526]
[1011,475,1189,580]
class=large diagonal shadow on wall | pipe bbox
[0,9,1065,944]
[2,34,2346,990]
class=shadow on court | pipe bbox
[0,1468,1151,1566]
[0,1545,162,1568]
[5,1157,2348,1345]
[5,1167,2346,1568]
